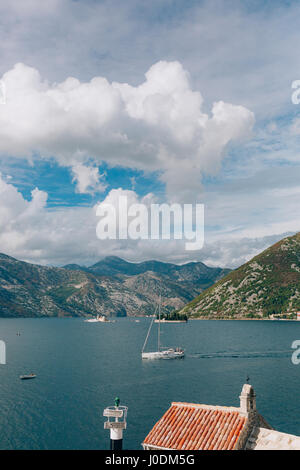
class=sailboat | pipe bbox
[141,296,185,360]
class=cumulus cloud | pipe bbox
[0,61,254,199]
[0,173,97,264]
[0,174,294,269]
[71,163,106,194]
[0,176,160,265]
[0,0,299,120]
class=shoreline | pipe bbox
[0,316,299,322]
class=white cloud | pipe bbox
[0,0,298,269]
[0,61,254,200]
[0,174,295,269]
[1,0,298,120]
[290,117,300,136]
[71,163,106,194]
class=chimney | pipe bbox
[239,384,256,416]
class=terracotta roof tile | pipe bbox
[143,402,247,450]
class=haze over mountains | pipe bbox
[0,254,229,318]
[180,232,300,320]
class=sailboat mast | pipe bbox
[141,305,158,354]
[158,293,161,352]
[142,314,155,353]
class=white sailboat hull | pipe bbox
[142,349,184,360]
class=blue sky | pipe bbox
[0,157,164,208]
[0,0,300,267]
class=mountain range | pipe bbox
[0,254,229,318]
[180,232,300,319]
[3,232,300,320]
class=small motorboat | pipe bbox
[20,373,36,380]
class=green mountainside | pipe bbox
[0,254,229,318]
[180,233,300,319]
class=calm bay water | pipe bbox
[0,317,300,449]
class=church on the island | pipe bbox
[142,384,300,450]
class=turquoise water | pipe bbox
[0,318,299,449]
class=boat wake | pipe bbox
[188,350,291,359]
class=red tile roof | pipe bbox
[143,402,247,450]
